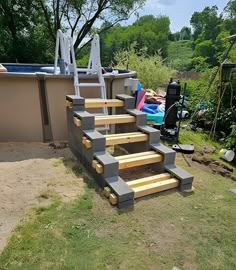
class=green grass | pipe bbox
[0,131,236,270]
[179,129,222,150]
[167,40,193,70]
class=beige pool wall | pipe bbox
[0,72,137,142]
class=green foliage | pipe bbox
[191,6,221,41]
[189,2,236,69]
[185,68,218,111]
[99,15,170,66]
[0,0,145,63]
[179,26,192,40]
[115,45,176,89]
[191,56,209,71]
[190,5,222,68]
[187,67,236,138]
[224,0,236,35]
[0,1,54,63]
[167,40,193,71]
[169,26,192,41]
[226,124,236,148]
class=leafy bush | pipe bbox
[226,124,236,148]
[114,45,176,89]
[185,67,218,111]
[187,67,236,139]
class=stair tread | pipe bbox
[132,178,179,198]
[85,99,124,108]
[117,152,163,170]
[105,132,143,138]
[95,114,132,119]
[127,173,171,188]
[105,132,148,146]
[115,151,157,160]
[95,114,136,125]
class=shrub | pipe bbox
[114,45,176,89]
[185,67,218,111]
[226,124,236,149]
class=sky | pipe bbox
[125,0,230,32]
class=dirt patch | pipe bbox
[0,143,84,252]
[192,153,236,181]
[120,165,156,181]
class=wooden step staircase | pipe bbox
[66,94,194,208]
[104,172,179,204]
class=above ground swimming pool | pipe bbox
[0,63,137,142]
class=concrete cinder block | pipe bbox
[66,95,85,111]
[127,109,147,126]
[74,111,95,130]
[151,143,176,165]
[84,130,106,152]
[66,95,85,106]
[179,183,193,192]
[117,199,134,209]
[164,164,194,191]
[82,130,106,163]
[95,152,119,178]
[66,107,84,158]
[116,94,135,110]
[138,125,161,144]
[105,176,134,202]
[89,167,107,188]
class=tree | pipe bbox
[224,0,236,34]
[96,15,170,65]
[37,0,145,52]
[180,26,191,40]
[0,0,54,62]
[190,6,222,41]
[224,0,236,18]
[190,6,223,68]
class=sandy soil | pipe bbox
[0,143,84,252]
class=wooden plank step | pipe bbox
[105,132,148,146]
[85,99,124,108]
[127,173,171,188]
[117,152,163,170]
[73,114,135,127]
[83,132,148,148]
[132,178,179,199]
[115,151,157,161]
[95,114,135,126]
[93,151,162,174]
[104,132,141,138]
